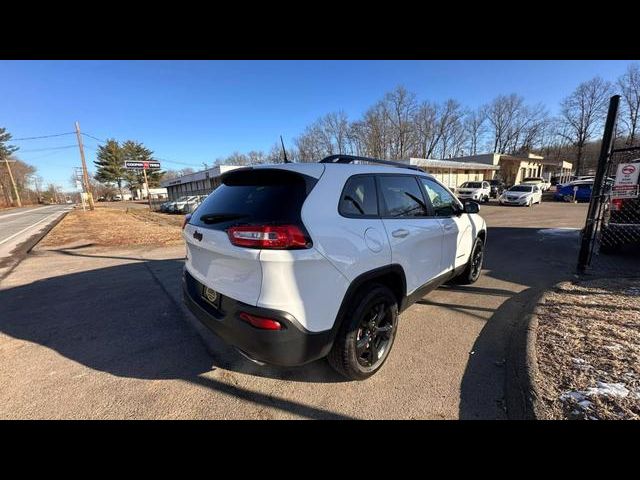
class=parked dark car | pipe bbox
[489,179,505,198]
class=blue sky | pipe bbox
[0,60,635,188]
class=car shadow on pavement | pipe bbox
[0,257,351,419]
[456,226,583,419]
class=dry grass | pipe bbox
[536,277,640,420]
[40,207,185,248]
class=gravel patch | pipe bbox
[536,277,640,420]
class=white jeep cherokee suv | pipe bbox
[455,181,491,203]
[182,155,487,380]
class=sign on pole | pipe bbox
[124,161,161,170]
[612,161,640,199]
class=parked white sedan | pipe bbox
[499,184,542,207]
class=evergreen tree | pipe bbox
[94,139,131,199]
[122,140,164,190]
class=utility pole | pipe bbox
[142,166,151,209]
[74,121,95,210]
[3,158,22,207]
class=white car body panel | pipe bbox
[183,224,263,305]
[256,248,350,332]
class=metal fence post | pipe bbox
[577,95,620,273]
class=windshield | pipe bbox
[509,185,533,192]
[461,182,482,188]
[523,177,542,182]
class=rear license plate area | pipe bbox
[201,285,221,309]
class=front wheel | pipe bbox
[328,284,399,380]
[454,237,484,285]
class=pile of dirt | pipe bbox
[536,277,640,420]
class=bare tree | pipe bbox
[618,63,640,146]
[464,108,486,155]
[485,94,525,153]
[382,86,417,160]
[558,77,613,174]
[435,99,466,159]
[412,101,439,158]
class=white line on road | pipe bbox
[0,210,66,246]
[0,205,58,221]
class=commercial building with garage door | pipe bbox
[160,165,241,200]
[409,158,500,190]
[446,152,548,186]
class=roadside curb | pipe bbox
[505,289,546,420]
[0,210,69,283]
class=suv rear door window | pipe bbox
[378,175,429,218]
[339,175,378,217]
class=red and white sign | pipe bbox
[612,162,639,199]
[615,162,639,186]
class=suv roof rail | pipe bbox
[319,154,422,171]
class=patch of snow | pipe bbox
[538,228,580,237]
[603,345,622,352]
[561,382,630,406]
[623,287,640,296]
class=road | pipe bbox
[0,201,591,419]
[0,205,71,264]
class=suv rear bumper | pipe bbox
[182,268,334,367]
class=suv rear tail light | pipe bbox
[239,312,283,330]
[227,225,311,249]
[610,198,624,211]
[182,213,192,230]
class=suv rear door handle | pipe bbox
[392,229,409,238]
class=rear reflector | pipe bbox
[227,224,310,249]
[610,198,624,211]
[239,312,283,330]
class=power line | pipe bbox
[11,132,76,141]
[81,132,107,143]
[18,145,78,153]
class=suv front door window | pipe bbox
[420,177,473,273]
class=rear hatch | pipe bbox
[183,167,319,306]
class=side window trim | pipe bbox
[338,174,380,219]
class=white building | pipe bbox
[160,165,242,200]
[409,158,500,190]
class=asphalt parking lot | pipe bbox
[0,200,590,419]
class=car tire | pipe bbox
[327,284,399,381]
[453,237,484,285]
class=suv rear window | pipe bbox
[190,169,314,230]
[339,175,378,217]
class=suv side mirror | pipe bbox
[463,201,480,214]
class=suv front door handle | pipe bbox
[392,229,409,238]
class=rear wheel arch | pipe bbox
[330,265,406,338]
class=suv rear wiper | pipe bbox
[200,213,248,224]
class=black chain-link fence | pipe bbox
[578,96,640,275]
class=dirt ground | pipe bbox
[39,206,185,248]
[536,277,640,420]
